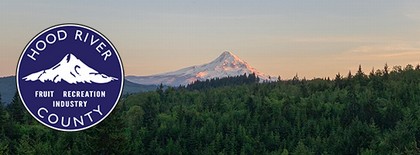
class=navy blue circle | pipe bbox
[16,24,124,131]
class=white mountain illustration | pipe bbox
[22,54,118,84]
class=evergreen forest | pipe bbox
[0,64,419,154]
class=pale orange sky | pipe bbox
[1,1,419,79]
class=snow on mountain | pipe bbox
[126,51,271,86]
[22,54,118,84]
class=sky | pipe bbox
[1,0,419,79]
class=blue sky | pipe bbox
[1,0,419,78]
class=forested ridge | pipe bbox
[0,64,419,154]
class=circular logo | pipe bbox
[16,24,124,131]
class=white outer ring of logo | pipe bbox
[16,23,124,132]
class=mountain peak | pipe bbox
[218,51,237,59]
[220,51,234,56]
[127,51,271,86]
[213,51,243,64]
[63,53,77,63]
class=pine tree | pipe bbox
[85,102,128,154]
[334,73,343,89]
[356,65,364,76]
[7,92,27,123]
[281,149,289,155]
[292,141,313,155]
[0,93,6,129]
[0,93,9,155]
[0,137,8,155]
[347,70,352,79]
[16,135,35,155]
[384,63,389,75]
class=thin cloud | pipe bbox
[290,36,406,44]
[404,11,420,21]
[379,51,420,57]
[350,44,420,53]
[332,43,420,62]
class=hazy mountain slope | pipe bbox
[123,80,157,95]
[0,76,16,104]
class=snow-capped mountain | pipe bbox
[22,54,118,84]
[126,51,271,86]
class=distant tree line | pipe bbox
[186,72,260,90]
